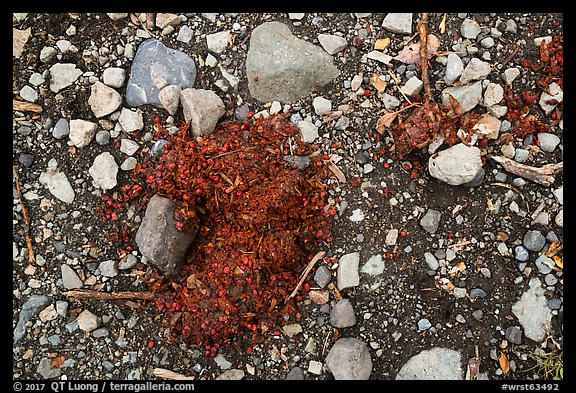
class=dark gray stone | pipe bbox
[135,194,198,275]
[125,39,197,107]
[505,326,522,344]
[285,366,304,380]
[246,21,340,103]
[14,295,51,342]
[325,338,372,380]
[355,151,370,165]
[19,153,35,168]
[52,118,69,139]
[283,155,311,170]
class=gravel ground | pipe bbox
[13,12,563,382]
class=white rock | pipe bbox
[483,82,504,107]
[297,121,318,143]
[360,254,384,276]
[19,85,38,102]
[511,278,552,342]
[537,133,560,152]
[177,25,194,44]
[120,138,140,156]
[107,13,128,21]
[76,310,100,333]
[88,81,122,118]
[428,143,483,185]
[503,67,520,86]
[459,58,491,84]
[49,63,82,93]
[317,33,348,55]
[337,252,360,290]
[206,31,231,53]
[118,108,144,133]
[102,67,126,88]
[39,159,75,204]
[385,229,399,246]
[444,54,464,85]
[89,152,118,191]
[40,46,58,63]
[120,157,138,171]
[400,76,423,97]
[349,209,364,222]
[179,88,225,136]
[69,119,97,148]
[313,96,332,115]
[366,50,392,65]
[158,85,181,116]
[539,82,563,115]
[382,13,413,34]
[351,74,363,91]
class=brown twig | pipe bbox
[13,167,35,263]
[63,289,163,300]
[153,368,195,380]
[13,99,42,113]
[285,251,326,303]
[417,12,433,103]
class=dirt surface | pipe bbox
[12,12,563,382]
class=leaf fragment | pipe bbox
[309,289,329,304]
[376,112,398,132]
[393,34,440,64]
[552,255,563,269]
[499,352,510,375]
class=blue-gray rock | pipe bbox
[325,338,372,380]
[14,294,51,342]
[514,245,529,261]
[95,130,111,145]
[246,21,340,103]
[441,81,483,114]
[417,318,432,331]
[523,230,546,252]
[135,194,198,275]
[314,265,332,288]
[151,139,172,159]
[419,209,442,234]
[52,118,70,139]
[547,298,561,310]
[330,298,356,328]
[235,104,250,121]
[19,153,35,168]
[469,288,487,299]
[37,357,61,379]
[396,347,463,380]
[534,255,554,274]
[511,278,552,342]
[514,148,529,163]
[505,326,522,344]
[285,366,304,380]
[125,39,197,107]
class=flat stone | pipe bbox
[120,138,140,156]
[314,265,332,288]
[19,85,38,102]
[444,53,464,85]
[125,39,196,107]
[424,252,439,270]
[317,33,347,55]
[523,230,546,252]
[382,13,413,35]
[428,143,483,186]
[285,367,304,380]
[396,347,462,380]
[330,298,356,328]
[325,338,372,380]
[282,323,302,338]
[18,153,34,168]
[400,76,423,97]
[460,58,491,84]
[102,67,126,88]
[76,309,100,333]
[483,82,504,106]
[514,245,529,261]
[216,369,244,380]
[337,252,360,290]
[89,152,118,191]
[297,121,319,143]
[534,255,554,274]
[98,260,118,277]
[121,157,137,171]
[40,46,58,63]
[14,295,51,342]
[39,159,75,204]
[385,229,399,246]
[511,278,552,342]
[61,264,83,289]
[360,254,384,276]
[88,81,122,118]
[207,30,232,53]
[69,119,97,148]
[313,96,332,115]
[366,50,393,64]
[155,13,180,29]
[537,133,560,152]
[52,118,70,139]
[118,107,144,133]
[246,21,340,103]
[473,113,501,140]
[177,25,194,44]
[37,357,61,379]
[419,209,442,234]
[505,326,522,344]
[441,81,483,114]
[107,13,128,21]
[461,18,481,39]
[135,194,198,275]
[49,63,82,93]
[179,88,225,136]
[13,27,32,57]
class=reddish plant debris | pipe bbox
[134,114,333,355]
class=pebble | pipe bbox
[523,230,546,252]
[459,58,491,84]
[419,209,441,234]
[417,318,432,331]
[37,357,61,379]
[298,121,318,142]
[514,245,529,261]
[325,338,372,380]
[120,138,140,156]
[534,255,554,274]
[52,118,70,139]
[400,76,423,97]
[88,81,122,118]
[503,67,520,85]
[317,33,347,55]
[314,265,332,288]
[461,18,481,39]
[206,30,232,53]
[69,119,98,148]
[444,54,464,85]
[547,299,561,310]
[14,295,51,342]
[61,264,83,289]
[382,13,413,35]
[102,67,126,88]
[215,369,244,380]
[330,298,356,328]
[312,96,332,115]
[285,367,304,380]
[89,152,118,191]
[307,361,323,375]
[282,323,302,337]
[49,63,82,93]
[95,130,111,145]
[424,252,439,270]
[39,159,75,204]
[76,309,100,333]
[511,278,552,342]
[505,326,522,344]
[118,108,144,133]
[395,347,462,380]
[385,229,399,246]
[177,25,194,44]
[337,252,360,290]
[469,288,487,299]
[19,85,38,102]
[18,153,35,168]
[537,133,560,152]
[98,260,118,277]
[360,254,384,276]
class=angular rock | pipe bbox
[49,63,82,93]
[444,53,464,85]
[179,88,225,136]
[511,278,552,342]
[400,76,423,97]
[120,138,140,156]
[155,13,181,29]
[52,118,70,139]
[19,85,38,102]
[107,13,128,21]
[428,143,483,185]
[118,107,144,133]
[158,85,181,115]
[382,13,413,35]
[37,357,61,379]
[69,119,97,148]
[125,39,196,107]
[135,194,198,275]
[13,27,32,57]
[483,82,504,106]
[325,338,372,380]
[314,265,332,288]
[459,58,491,84]
[441,81,483,114]
[246,21,340,103]
[330,298,356,328]
[206,30,232,53]
[503,67,521,86]
[317,33,347,55]
[177,25,194,44]
[89,152,118,191]
[216,369,244,380]
[76,309,100,333]
[14,295,50,342]
[366,50,392,64]
[419,209,442,234]
[39,159,75,204]
[88,81,122,118]
[506,326,523,344]
[396,347,462,380]
[285,367,304,380]
[472,113,501,139]
[313,96,332,115]
[102,67,126,88]
[537,133,560,153]
[461,18,481,39]
[360,254,384,276]
[297,121,318,143]
[385,229,399,246]
[98,260,118,277]
[337,252,360,290]
[283,155,311,170]
[61,264,83,289]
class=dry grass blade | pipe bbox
[153,368,195,380]
[326,161,346,183]
[63,289,162,300]
[285,251,326,303]
[13,99,42,113]
[13,167,35,263]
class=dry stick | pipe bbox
[285,251,326,303]
[153,368,195,380]
[490,155,563,187]
[13,99,42,113]
[64,289,163,300]
[13,167,35,263]
[418,12,433,103]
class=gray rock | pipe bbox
[285,366,304,380]
[125,39,196,107]
[360,254,384,276]
[118,107,144,133]
[506,326,523,344]
[552,187,563,205]
[382,13,413,35]
[88,81,122,118]
[330,299,356,328]
[49,63,82,92]
[206,30,232,53]
[503,67,520,86]
[39,159,75,204]
[547,298,561,310]
[52,118,70,139]
[18,153,34,168]
[555,210,563,227]
[283,155,311,170]
[102,67,126,88]
[539,82,563,115]
[135,194,198,275]
[158,85,181,116]
[177,25,194,44]
[444,54,464,85]
[216,369,244,380]
[325,338,372,380]
[460,58,491,84]
[317,33,347,55]
[429,143,483,186]
[61,264,83,289]
[40,46,58,63]
[151,139,171,159]
[297,121,319,143]
[400,76,423,97]
[441,81,483,114]
[107,13,128,21]
[385,229,399,246]
[511,278,552,342]
[523,230,546,252]
[514,148,529,163]
[92,327,109,338]
[382,93,401,110]
[19,85,38,102]
[179,88,225,136]
[98,260,118,277]
[246,21,340,103]
[95,130,111,145]
[337,252,360,290]
[37,357,61,379]
[537,133,560,152]
[483,82,504,106]
[424,252,439,270]
[119,254,138,270]
[534,255,554,274]
[89,152,118,191]
[14,295,50,342]
[76,309,100,333]
[417,318,432,331]
[544,273,558,286]
[419,209,442,234]
[313,96,332,115]
[396,347,462,380]
[120,138,139,156]
[55,301,68,317]
[69,119,97,148]
[514,245,529,261]
[461,18,481,39]
[314,265,332,288]
[470,288,487,299]
[214,354,232,370]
